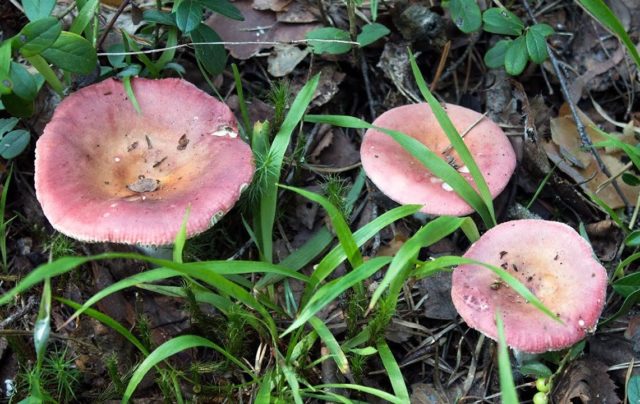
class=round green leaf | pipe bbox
[9,62,37,101]
[306,27,352,55]
[357,23,390,47]
[1,93,34,117]
[17,17,62,57]
[196,0,244,21]
[175,0,203,33]
[484,39,511,69]
[22,0,56,21]
[626,230,640,247]
[0,72,12,95]
[190,24,227,76]
[450,0,482,33]
[41,32,97,74]
[504,36,528,75]
[525,29,549,64]
[0,129,30,159]
[622,172,640,186]
[482,7,524,36]
[529,23,554,37]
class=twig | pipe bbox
[430,40,451,91]
[360,53,376,120]
[522,0,631,214]
[96,0,132,50]
[0,295,37,329]
[97,38,361,56]
[437,32,480,84]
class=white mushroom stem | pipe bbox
[137,244,174,260]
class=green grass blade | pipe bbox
[173,207,190,263]
[256,226,333,289]
[304,114,494,226]
[69,0,99,35]
[309,316,349,374]
[415,256,560,322]
[136,283,233,313]
[370,216,466,309]
[283,256,393,336]
[376,339,409,402]
[56,297,149,355]
[255,370,274,402]
[280,184,363,268]
[309,204,421,290]
[232,63,252,140]
[0,253,311,306]
[279,358,303,404]
[315,384,405,404]
[122,335,254,403]
[260,74,320,262]
[496,311,519,404]
[0,164,12,270]
[408,50,496,226]
[576,0,640,69]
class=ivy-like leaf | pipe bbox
[175,0,203,33]
[504,35,528,75]
[0,129,30,159]
[306,27,352,55]
[357,23,390,47]
[482,7,524,36]
[21,0,56,21]
[484,39,511,69]
[16,17,62,57]
[190,24,227,76]
[41,32,97,74]
[450,0,482,33]
[197,0,244,21]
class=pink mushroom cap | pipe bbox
[451,219,608,353]
[360,103,516,216]
[35,78,254,245]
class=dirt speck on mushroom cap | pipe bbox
[35,78,254,245]
[451,219,608,353]
[360,103,516,216]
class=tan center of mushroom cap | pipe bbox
[451,219,608,353]
[35,78,254,245]
[360,103,516,216]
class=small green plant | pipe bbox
[449,0,554,75]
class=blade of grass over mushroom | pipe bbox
[56,297,150,356]
[496,311,519,404]
[282,256,393,336]
[232,63,252,140]
[309,316,349,375]
[576,0,640,70]
[280,184,363,269]
[304,114,493,226]
[377,339,410,402]
[415,256,560,322]
[369,216,469,310]
[173,207,190,264]
[408,50,496,226]
[122,335,254,404]
[259,74,320,263]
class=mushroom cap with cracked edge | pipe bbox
[451,219,608,353]
[360,103,516,216]
[35,78,254,245]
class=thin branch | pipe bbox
[97,0,132,50]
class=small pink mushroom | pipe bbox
[360,103,516,216]
[35,78,254,245]
[451,219,608,353]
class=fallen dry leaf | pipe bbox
[544,104,639,209]
[553,358,620,403]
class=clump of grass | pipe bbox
[43,233,76,260]
[268,80,290,134]
[323,174,351,219]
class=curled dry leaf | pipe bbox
[553,358,620,403]
[206,0,320,61]
[544,104,639,209]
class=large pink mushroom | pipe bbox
[35,78,254,246]
[360,103,516,216]
[451,219,608,353]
